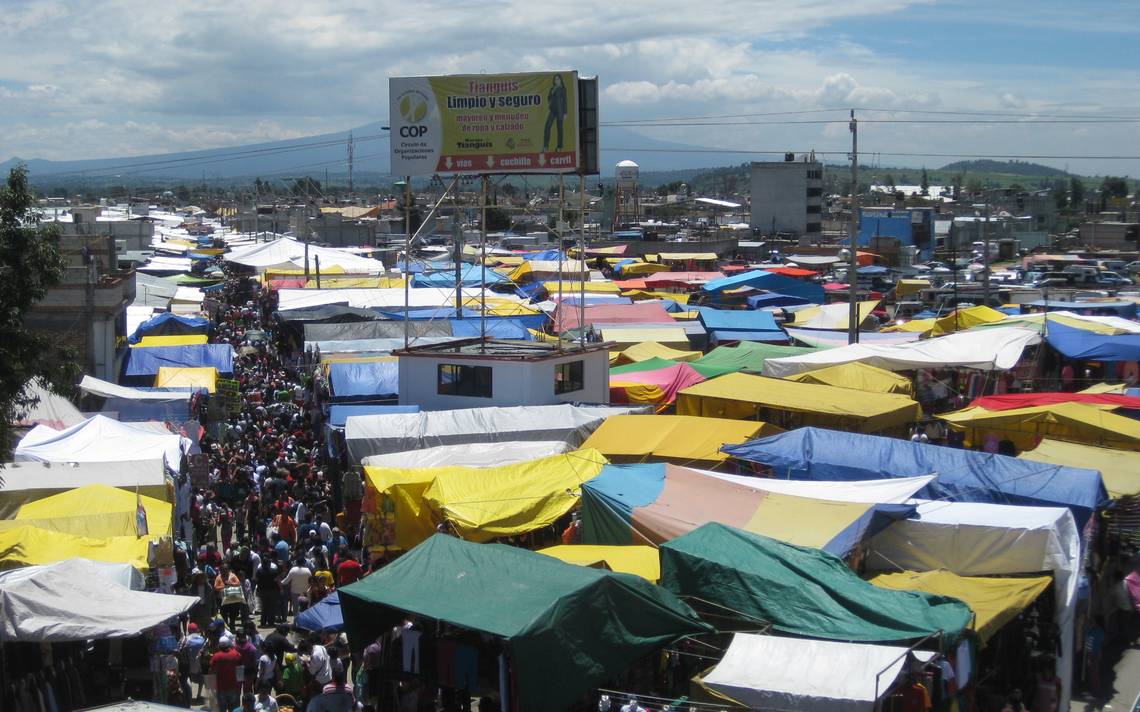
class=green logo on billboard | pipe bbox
[399,94,428,123]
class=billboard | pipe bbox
[389,71,580,176]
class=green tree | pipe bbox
[0,165,80,462]
[1069,177,1085,207]
[920,167,929,195]
[884,173,896,190]
[1101,176,1129,199]
[484,207,512,231]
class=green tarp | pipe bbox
[660,523,972,645]
[339,535,711,711]
[690,342,821,377]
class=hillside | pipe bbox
[937,159,1069,178]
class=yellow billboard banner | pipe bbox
[389,71,579,175]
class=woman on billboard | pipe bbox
[543,74,568,152]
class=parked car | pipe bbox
[1097,271,1133,287]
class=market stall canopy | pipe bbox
[700,472,935,504]
[155,366,217,393]
[123,343,235,378]
[295,591,343,633]
[870,570,1051,643]
[0,460,169,520]
[785,327,922,349]
[580,415,778,463]
[1044,321,1140,362]
[328,361,399,400]
[698,306,786,344]
[722,427,1106,528]
[225,236,385,273]
[276,286,522,312]
[689,341,821,378]
[12,379,85,430]
[328,405,420,428]
[128,312,209,343]
[786,362,914,396]
[939,402,1140,452]
[79,375,194,402]
[610,341,701,365]
[609,362,707,405]
[412,264,508,288]
[0,526,155,570]
[701,633,936,712]
[969,392,1140,411]
[702,270,824,303]
[536,545,660,582]
[14,414,186,472]
[1019,439,1140,499]
[363,449,608,549]
[15,483,172,539]
[677,373,922,433]
[344,404,639,463]
[362,441,568,469]
[581,463,913,556]
[553,301,674,333]
[746,293,815,310]
[0,559,195,641]
[764,327,1042,378]
[133,334,209,348]
[791,301,880,331]
[660,523,972,642]
[338,534,711,712]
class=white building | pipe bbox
[395,338,611,411]
[749,159,823,239]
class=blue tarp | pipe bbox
[1046,322,1140,362]
[1025,300,1138,318]
[722,427,1107,528]
[328,361,399,399]
[128,312,210,343]
[560,296,632,306]
[856,265,890,276]
[702,270,824,304]
[122,344,234,377]
[450,318,534,340]
[329,405,419,427]
[698,307,780,334]
[746,293,814,310]
[295,591,344,632]
[709,330,789,345]
[412,265,508,288]
[523,249,564,261]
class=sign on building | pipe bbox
[216,378,241,415]
[389,71,581,176]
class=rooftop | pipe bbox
[394,337,610,362]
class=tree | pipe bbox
[484,207,512,231]
[920,167,930,196]
[0,165,80,462]
[884,173,896,190]
[1101,176,1129,199]
[1069,177,1085,207]
[951,173,963,200]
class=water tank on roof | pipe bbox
[615,160,639,189]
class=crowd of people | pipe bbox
[168,272,371,712]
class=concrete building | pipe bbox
[1079,222,1140,251]
[24,230,135,382]
[395,338,610,411]
[45,206,157,253]
[858,207,936,261]
[749,159,823,240]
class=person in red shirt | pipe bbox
[274,509,297,545]
[211,636,244,712]
[335,551,363,587]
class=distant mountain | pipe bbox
[937,159,1070,178]
[3,123,765,185]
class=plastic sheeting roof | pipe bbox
[581,415,775,463]
[764,326,1042,377]
[536,545,660,582]
[939,402,1140,452]
[362,441,570,469]
[1045,321,1140,362]
[610,362,707,404]
[723,427,1106,528]
[14,415,186,471]
[1020,439,1140,499]
[155,366,217,393]
[0,559,196,641]
[702,633,936,712]
[786,362,915,396]
[13,380,85,430]
[785,327,922,349]
[702,270,825,303]
[328,405,419,427]
[328,360,399,399]
[79,375,193,402]
[295,591,343,632]
[123,343,235,377]
[225,236,385,273]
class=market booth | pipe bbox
[338,534,711,712]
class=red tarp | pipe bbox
[644,271,725,287]
[554,302,675,332]
[970,392,1140,411]
[268,278,308,290]
[823,282,850,291]
[609,363,707,404]
[614,279,649,290]
[765,266,818,278]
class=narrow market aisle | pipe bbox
[1073,644,1140,712]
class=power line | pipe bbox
[603,118,1140,126]
[605,147,1140,160]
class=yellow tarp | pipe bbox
[1020,439,1140,498]
[132,334,208,348]
[0,525,153,571]
[610,342,701,365]
[939,402,1140,452]
[895,279,931,298]
[600,328,690,349]
[976,313,1126,335]
[365,450,609,548]
[609,382,667,405]
[537,545,661,582]
[622,290,689,302]
[542,280,621,294]
[620,262,672,275]
[155,366,218,393]
[786,362,914,396]
[677,372,922,433]
[870,570,1052,643]
[581,415,780,463]
[669,311,700,320]
[659,252,718,262]
[265,265,348,277]
[932,305,1007,335]
[743,492,874,550]
[489,255,525,267]
[1080,383,1127,394]
[17,484,174,539]
[882,318,936,334]
[305,277,406,289]
[510,260,588,282]
[792,300,880,330]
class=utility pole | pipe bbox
[983,195,991,307]
[347,132,355,196]
[847,109,860,345]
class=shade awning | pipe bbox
[536,545,661,582]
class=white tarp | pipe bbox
[14,414,187,471]
[362,441,572,469]
[0,459,170,519]
[765,327,1042,377]
[785,327,923,349]
[697,472,936,504]
[79,375,194,402]
[345,404,642,463]
[0,558,143,591]
[276,287,523,312]
[14,380,85,430]
[867,500,1079,711]
[225,236,385,273]
[702,633,935,712]
[0,559,195,641]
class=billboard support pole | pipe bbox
[557,175,565,352]
[453,208,463,320]
[404,176,412,350]
[480,174,488,349]
[579,173,587,349]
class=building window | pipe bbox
[806,204,822,214]
[806,187,822,197]
[806,223,822,233]
[437,363,493,398]
[555,360,584,394]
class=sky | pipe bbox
[2,0,1139,176]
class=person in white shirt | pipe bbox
[280,558,312,617]
[299,639,333,687]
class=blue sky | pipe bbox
[2,0,1137,176]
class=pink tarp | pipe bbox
[970,392,1140,412]
[609,363,707,404]
[555,302,674,332]
[643,271,725,287]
